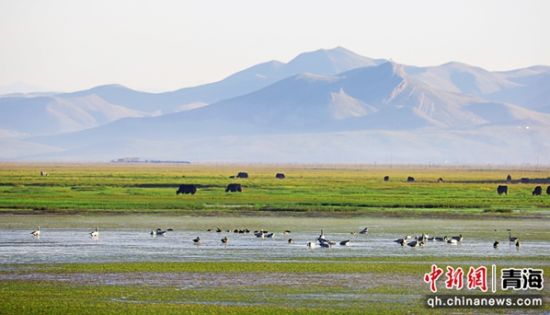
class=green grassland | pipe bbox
[0,163,549,216]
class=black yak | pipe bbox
[176,184,197,195]
[236,172,249,178]
[225,183,242,192]
[497,185,508,195]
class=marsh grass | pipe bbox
[2,258,548,314]
[0,163,549,215]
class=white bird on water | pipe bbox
[306,241,318,249]
[90,227,99,238]
[31,226,40,238]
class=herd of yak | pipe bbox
[174,171,550,196]
[497,174,550,196]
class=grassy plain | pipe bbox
[1,163,549,314]
[1,258,548,314]
[0,163,549,216]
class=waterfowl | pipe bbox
[167,228,174,232]
[515,240,520,248]
[507,229,518,242]
[359,227,369,235]
[407,240,422,248]
[306,241,318,248]
[254,231,265,238]
[447,239,458,245]
[152,228,167,236]
[31,226,40,237]
[216,227,222,233]
[318,229,326,241]
[284,230,291,234]
[394,238,406,246]
[416,234,428,242]
[319,242,331,248]
[339,240,350,246]
[221,236,228,244]
[193,236,200,244]
[435,236,448,242]
[319,238,336,246]
[90,227,99,238]
[288,238,293,244]
[493,241,499,249]
[265,233,274,238]
[451,234,463,242]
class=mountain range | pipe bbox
[1,47,549,164]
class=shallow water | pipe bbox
[1,228,548,264]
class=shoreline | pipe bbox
[0,208,549,220]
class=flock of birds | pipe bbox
[392,229,520,249]
[28,225,521,249]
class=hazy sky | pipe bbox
[0,0,548,93]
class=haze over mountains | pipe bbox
[1,47,549,164]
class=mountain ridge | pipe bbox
[2,47,549,163]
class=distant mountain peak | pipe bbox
[383,61,406,76]
[283,47,384,76]
[438,61,487,72]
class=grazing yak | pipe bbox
[497,185,508,195]
[225,183,242,192]
[176,184,197,195]
[275,173,285,179]
[437,177,444,183]
[506,174,512,183]
[236,172,249,179]
[383,176,389,182]
[532,186,542,196]
[407,176,415,182]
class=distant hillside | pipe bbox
[0,94,145,136]
[2,47,549,164]
[0,47,383,137]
